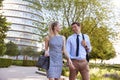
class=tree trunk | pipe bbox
[101,60,103,63]
[23,55,26,60]
[25,55,27,60]
[16,55,18,60]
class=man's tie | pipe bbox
[76,35,79,56]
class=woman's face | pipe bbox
[54,23,61,32]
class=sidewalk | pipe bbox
[0,66,69,80]
[0,66,48,80]
[36,70,69,80]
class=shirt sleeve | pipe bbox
[66,37,71,57]
[86,34,92,53]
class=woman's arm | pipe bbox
[62,36,70,60]
[44,36,49,56]
[62,36,75,69]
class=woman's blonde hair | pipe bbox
[48,21,59,38]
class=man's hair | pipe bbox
[71,22,80,26]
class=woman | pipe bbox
[44,21,74,80]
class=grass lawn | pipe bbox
[62,63,120,80]
[11,59,120,80]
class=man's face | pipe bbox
[71,24,81,33]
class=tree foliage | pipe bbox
[60,26,73,39]
[21,46,35,56]
[89,27,116,60]
[5,41,19,56]
[40,0,111,26]
[24,0,116,60]
[0,0,9,56]
[20,46,36,60]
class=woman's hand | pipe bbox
[67,58,75,70]
[44,50,49,56]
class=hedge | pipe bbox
[22,60,37,66]
[12,60,23,66]
[0,58,12,68]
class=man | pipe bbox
[66,22,92,80]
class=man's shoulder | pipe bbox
[82,33,90,40]
[67,34,74,39]
[82,33,89,37]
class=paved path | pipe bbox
[0,66,48,80]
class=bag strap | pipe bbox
[82,34,88,52]
[82,34,90,62]
[82,33,85,40]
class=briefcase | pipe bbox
[36,56,49,70]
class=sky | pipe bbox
[111,0,120,39]
[112,0,120,8]
[111,0,120,32]
[107,0,120,64]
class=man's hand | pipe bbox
[81,40,87,47]
[81,40,89,50]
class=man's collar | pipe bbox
[74,33,82,36]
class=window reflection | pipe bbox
[3,3,42,15]
[2,10,42,21]
[2,0,43,49]
[10,24,39,34]
[7,31,39,41]
[6,17,39,27]
[7,37,37,46]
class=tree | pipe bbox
[82,18,116,61]
[60,26,73,38]
[30,50,44,60]
[90,28,116,61]
[5,41,19,56]
[0,0,9,56]
[21,46,36,60]
[23,0,116,60]
[40,0,112,27]
[46,0,116,60]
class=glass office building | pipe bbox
[1,0,43,50]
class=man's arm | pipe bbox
[85,35,92,52]
[81,34,92,53]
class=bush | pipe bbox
[12,60,23,66]
[62,63,120,80]
[22,60,36,66]
[0,58,12,67]
[12,60,37,66]
[89,63,120,70]
[62,67,69,76]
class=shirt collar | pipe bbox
[74,33,82,37]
